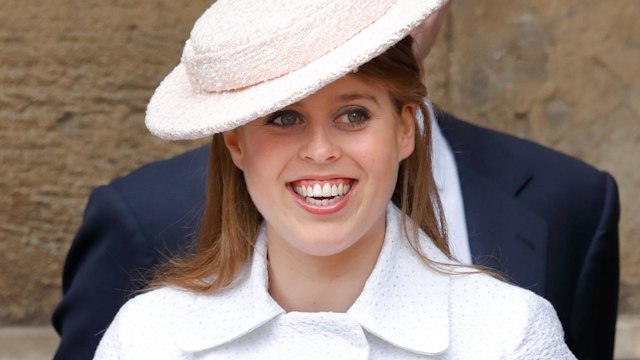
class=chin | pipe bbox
[289,232,361,257]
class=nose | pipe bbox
[299,122,341,163]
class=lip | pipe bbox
[287,178,356,216]
[289,175,353,182]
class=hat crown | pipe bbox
[182,0,395,93]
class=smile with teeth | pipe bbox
[291,180,353,207]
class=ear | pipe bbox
[222,129,245,170]
[397,104,416,161]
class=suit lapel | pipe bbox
[438,113,548,296]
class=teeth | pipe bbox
[322,183,331,197]
[305,196,341,206]
[292,180,354,202]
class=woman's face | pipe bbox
[223,74,415,258]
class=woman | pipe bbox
[95,0,575,358]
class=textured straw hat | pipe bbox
[146,0,447,140]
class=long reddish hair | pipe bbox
[151,36,451,291]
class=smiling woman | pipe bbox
[92,0,576,359]
[224,71,423,314]
[149,37,447,301]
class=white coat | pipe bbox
[94,204,575,359]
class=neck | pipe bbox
[266,221,385,313]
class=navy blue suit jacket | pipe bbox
[52,114,619,359]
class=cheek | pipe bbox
[242,151,281,187]
[240,134,283,173]
[241,154,281,219]
[350,133,401,180]
[240,136,295,201]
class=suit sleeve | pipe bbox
[569,173,620,360]
[52,185,157,360]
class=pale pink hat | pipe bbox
[146,0,447,140]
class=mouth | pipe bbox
[288,178,355,207]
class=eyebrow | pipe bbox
[334,92,380,105]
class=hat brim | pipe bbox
[146,0,446,140]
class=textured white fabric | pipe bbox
[184,0,395,92]
[94,205,575,359]
[145,0,448,140]
[429,103,472,264]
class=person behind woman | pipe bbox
[94,0,575,358]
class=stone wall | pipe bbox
[0,0,211,324]
[1,0,638,326]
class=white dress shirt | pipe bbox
[94,204,574,359]
[428,101,472,264]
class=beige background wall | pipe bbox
[0,0,638,330]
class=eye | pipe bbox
[336,107,370,128]
[266,110,302,127]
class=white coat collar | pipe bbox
[174,204,452,355]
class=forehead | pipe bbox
[290,74,390,108]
